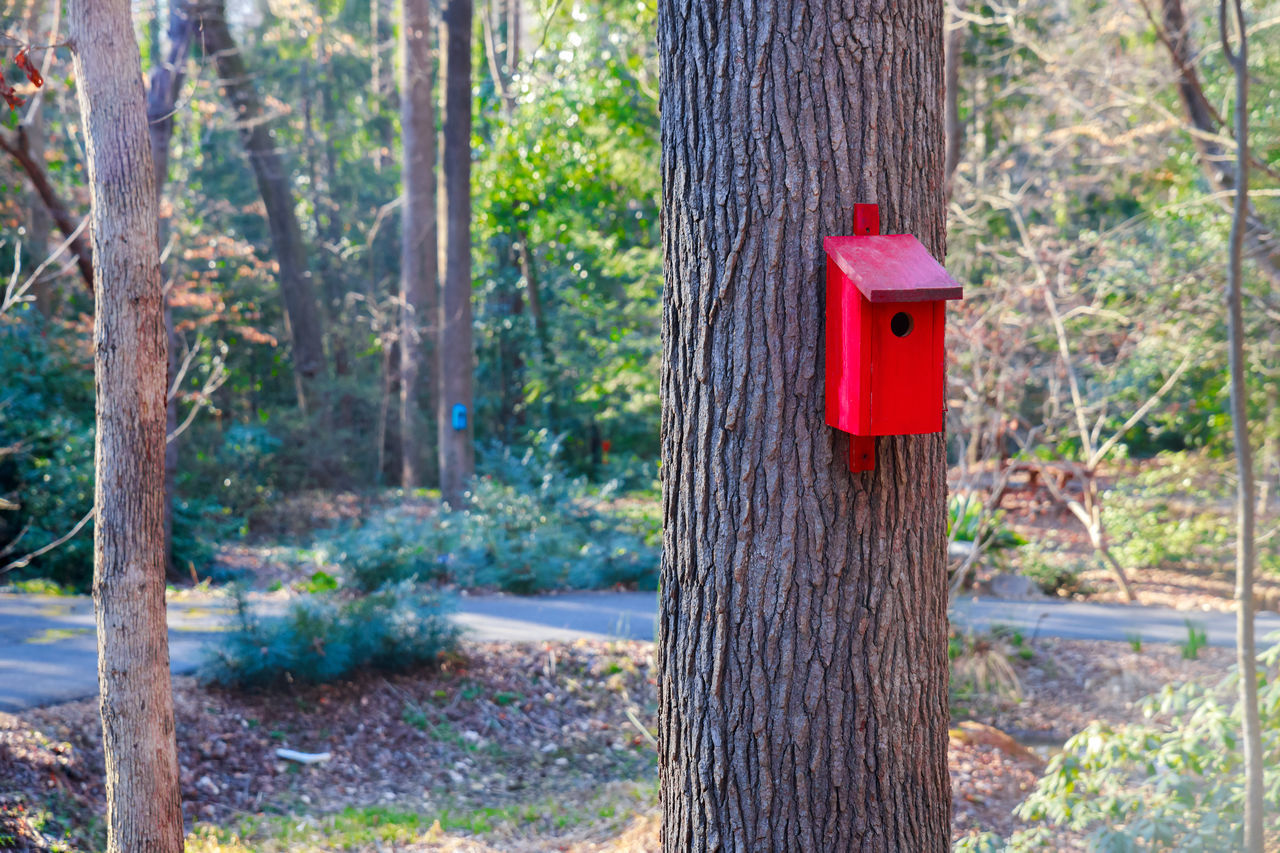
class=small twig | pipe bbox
[0,506,94,576]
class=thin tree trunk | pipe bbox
[438,0,475,507]
[401,0,439,489]
[146,0,193,579]
[657,2,951,850]
[68,0,184,848]
[21,0,54,314]
[1220,1,1262,848]
[944,1,964,202]
[193,0,329,413]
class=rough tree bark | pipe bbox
[400,0,439,489]
[657,2,952,850]
[193,0,329,413]
[68,0,184,849]
[437,0,475,507]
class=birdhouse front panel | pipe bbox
[867,300,945,436]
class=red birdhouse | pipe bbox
[825,204,963,472]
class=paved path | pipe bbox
[3,589,1278,713]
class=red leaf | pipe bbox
[15,48,43,88]
[0,80,24,111]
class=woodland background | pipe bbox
[1,0,1280,850]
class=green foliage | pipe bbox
[329,508,446,593]
[172,496,243,582]
[1127,632,1143,653]
[0,310,96,589]
[949,494,1026,551]
[200,581,457,689]
[1181,621,1208,661]
[1012,638,1280,851]
[1016,543,1090,597]
[953,832,1006,853]
[318,435,659,594]
[1102,454,1275,576]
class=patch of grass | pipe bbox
[186,782,660,852]
[1126,632,1143,652]
[1181,620,1208,660]
[23,627,91,645]
[3,578,77,596]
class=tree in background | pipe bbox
[193,0,329,415]
[400,0,439,489]
[68,0,184,846]
[1218,0,1263,847]
[657,1,951,848]
[438,0,475,506]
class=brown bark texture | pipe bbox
[69,0,185,849]
[146,0,194,577]
[657,2,952,851]
[437,0,475,507]
[193,0,329,410]
[400,0,439,489]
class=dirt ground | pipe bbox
[0,634,1236,852]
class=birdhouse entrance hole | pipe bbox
[890,311,913,338]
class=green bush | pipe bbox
[1017,543,1090,597]
[200,581,458,689]
[949,493,1026,551]
[171,496,243,582]
[331,509,447,593]
[1007,636,1280,851]
[313,434,660,594]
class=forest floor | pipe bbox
[0,635,1236,851]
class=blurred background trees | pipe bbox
[0,0,1274,595]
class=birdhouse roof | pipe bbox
[824,235,963,303]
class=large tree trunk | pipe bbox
[437,0,475,507]
[193,0,329,413]
[400,0,439,489]
[68,0,184,849]
[656,3,952,850]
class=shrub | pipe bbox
[1017,543,1090,597]
[200,580,458,689]
[949,493,1026,552]
[1008,637,1280,851]
[328,509,446,593]
[314,434,660,594]
[171,496,243,582]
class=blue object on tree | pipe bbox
[451,403,467,431]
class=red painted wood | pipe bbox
[826,203,961,473]
[853,203,880,236]
[825,253,871,435]
[868,300,942,435]
[824,235,963,303]
[849,435,875,472]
